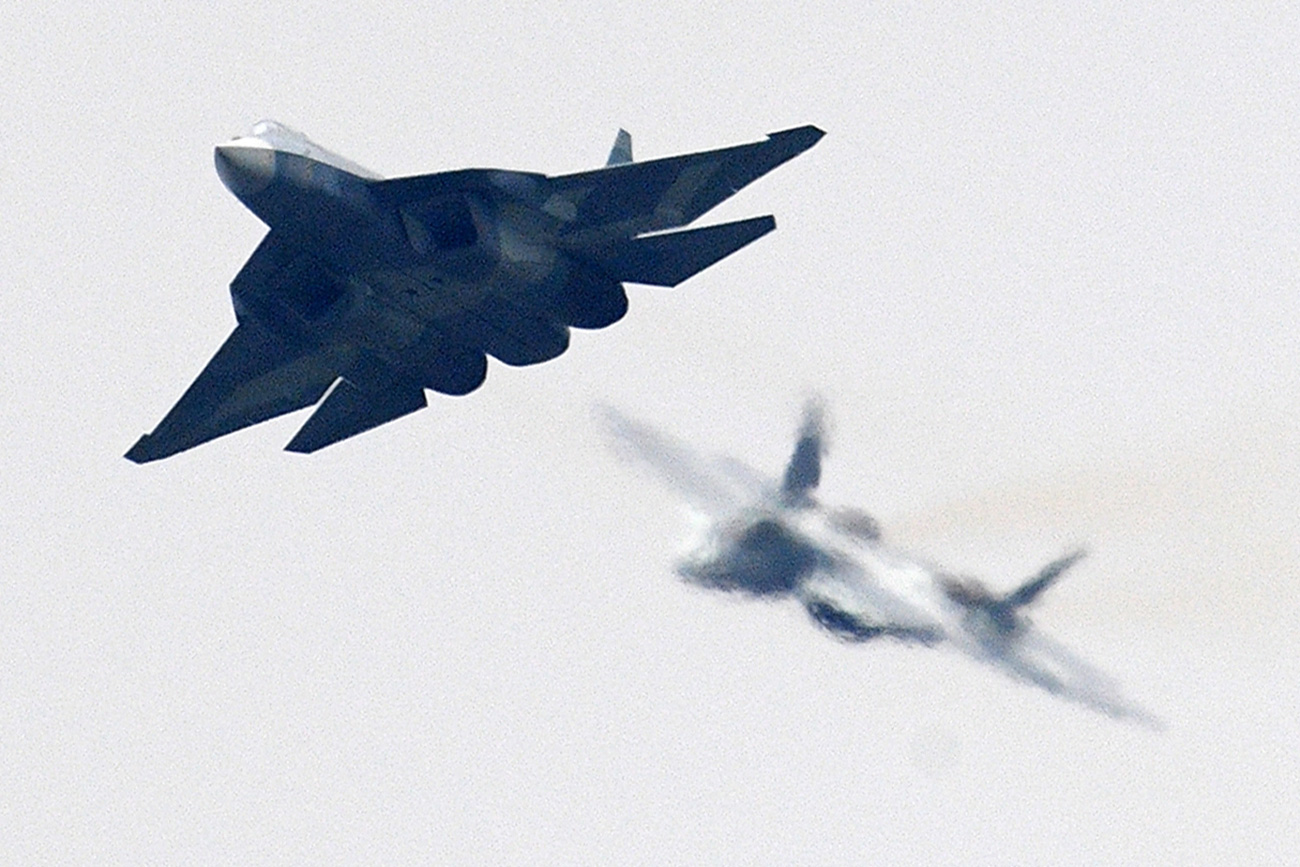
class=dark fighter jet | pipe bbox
[126,121,823,462]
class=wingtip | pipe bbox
[1063,546,1089,566]
[124,435,157,464]
[769,125,826,150]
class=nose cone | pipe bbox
[214,143,275,197]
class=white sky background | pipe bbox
[3,1,1298,863]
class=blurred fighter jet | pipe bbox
[601,401,1160,726]
[126,121,822,462]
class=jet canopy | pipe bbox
[247,119,311,153]
[233,119,382,179]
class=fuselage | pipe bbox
[212,121,613,387]
[677,494,1048,659]
[216,121,399,271]
[679,498,942,622]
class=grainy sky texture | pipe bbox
[2,3,1298,863]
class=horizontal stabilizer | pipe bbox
[598,403,763,518]
[599,215,776,287]
[284,378,426,454]
[126,322,342,463]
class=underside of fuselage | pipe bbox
[225,148,630,376]
[678,517,828,596]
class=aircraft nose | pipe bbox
[214,143,275,196]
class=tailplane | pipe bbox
[941,548,1087,637]
[595,215,775,287]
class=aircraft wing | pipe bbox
[125,319,346,463]
[996,631,1163,728]
[598,404,767,518]
[544,125,824,238]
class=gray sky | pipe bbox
[3,2,1298,863]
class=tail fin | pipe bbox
[606,129,633,166]
[1002,548,1087,609]
[781,398,827,504]
[596,215,775,287]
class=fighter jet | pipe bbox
[126,121,823,462]
[601,402,1160,726]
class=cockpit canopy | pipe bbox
[247,120,312,155]
[231,119,382,180]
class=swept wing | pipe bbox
[127,234,438,462]
[543,125,824,237]
[125,320,345,463]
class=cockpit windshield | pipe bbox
[234,119,382,180]
[249,119,310,154]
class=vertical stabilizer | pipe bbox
[1002,549,1087,609]
[606,129,633,166]
[781,399,827,505]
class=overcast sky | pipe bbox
[3,2,1298,863]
